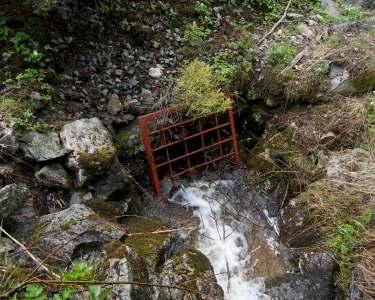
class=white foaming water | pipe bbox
[171,181,269,300]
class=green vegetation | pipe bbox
[0,25,53,132]
[329,209,372,287]
[78,146,116,172]
[0,98,48,132]
[184,22,211,45]
[194,1,215,27]
[213,33,255,88]
[340,3,364,21]
[266,42,296,68]
[160,2,177,19]
[175,60,231,116]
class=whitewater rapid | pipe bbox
[170,181,269,300]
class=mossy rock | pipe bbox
[88,198,126,221]
[78,146,116,173]
[124,217,173,269]
[352,70,375,93]
[159,248,223,299]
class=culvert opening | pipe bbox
[138,107,240,198]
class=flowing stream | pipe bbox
[170,180,270,300]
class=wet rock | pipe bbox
[0,184,29,219]
[148,67,163,79]
[265,272,334,300]
[20,131,70,162]
[35,163,71,189]
[93,159,129,199]
[0,125,18,157]
[159,248,224,300]
[33,204,125,264]
[107,93,123,115]
[297,24,315,39]
[60,118,116,186]
[299,251,335,274]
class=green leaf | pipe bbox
[24,284,47,300]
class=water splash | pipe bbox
[170,181,269,300]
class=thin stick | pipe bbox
[257,0,293,46]
[0,227,60,279]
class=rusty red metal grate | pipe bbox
[138,106,240,198]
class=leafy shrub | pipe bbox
[340,4,364,21]
[175,60,231,116]
[329,209,373,287]
[24,284,47,300]
[266,42,296,68]
[184,22,211,45]
[160,2,177,19]
[213,33,255,88]
[194,1,215,27]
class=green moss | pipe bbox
[78,146,116,172]
[175,60,231,117]
[124,217,170,262]
[352,71,375,93]
[29,221,49,243]
[104,240,128,259]
[89,199,123,220]
[169,248,212,290]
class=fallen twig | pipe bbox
[257,0,293,46]
[0,227,60,279]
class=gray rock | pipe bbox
[321,0,340,17]
[35,164,71,189]
[28,91,46,111]
[265,272,334,300]
[159,249,224,300]
[297,24,315,39]
[148,67,163,79]
[70,191,94,205]
[329,64,355,94]
[93,159,129,199]
[60,118,116,186]
[0,125,18,157]
[35,204,125,263]
[0,184,29,219]
[107,93,123,115]
[0,237,16,256]
[20,132,70,162]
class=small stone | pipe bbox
[115,69,123,76]
[148,67,163,79]
[297,24,315,39]
[152,41,160,48]
[287,13,304,19]
[107,93,123,115]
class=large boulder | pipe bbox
[35,163,71,189]
[0,184,29,219]
[60,118,116,186]
[31,204,125,264]
[159,248,224,300]
[20,131,70,162]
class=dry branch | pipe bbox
[0,227,60,279]
[257,0,293,46]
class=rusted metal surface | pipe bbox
[138,107,240,198]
